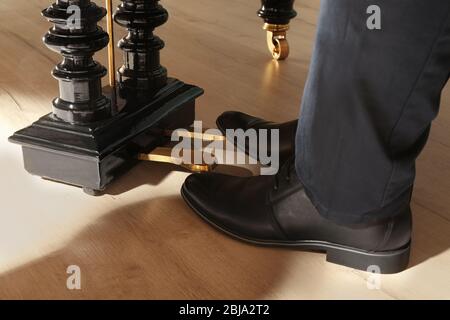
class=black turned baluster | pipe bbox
[42,0,111,124]
[114,0,168,103]
[258,0,297,25]
[9,0,203,194]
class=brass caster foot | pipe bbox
[264,23,290,60]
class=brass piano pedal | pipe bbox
[138,128,258,176]
[138,146,217,173]
[138,129,225,173]
[161,128,226,142]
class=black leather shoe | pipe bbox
[181,159,412,274]
[216,111,297,164]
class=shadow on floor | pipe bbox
[408,201,450,268]
[0,195,295,299]
[0,160,448,298]
[104,161,188,195]
[104,159,255,196]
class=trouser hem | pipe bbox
[296,167,412,227]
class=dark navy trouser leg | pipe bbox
[296,0,450,225]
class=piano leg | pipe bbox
[257,0,297,60]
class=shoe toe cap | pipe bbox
[182,173,237,221]
[216,111,253,133]
[182,173,284,242]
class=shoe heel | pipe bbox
[325,244,411,274]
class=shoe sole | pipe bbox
[181,185,410,274]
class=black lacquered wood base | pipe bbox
[9,79,203,194]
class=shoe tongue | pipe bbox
[270,170,303,204]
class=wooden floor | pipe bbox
[0,0,449,299]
